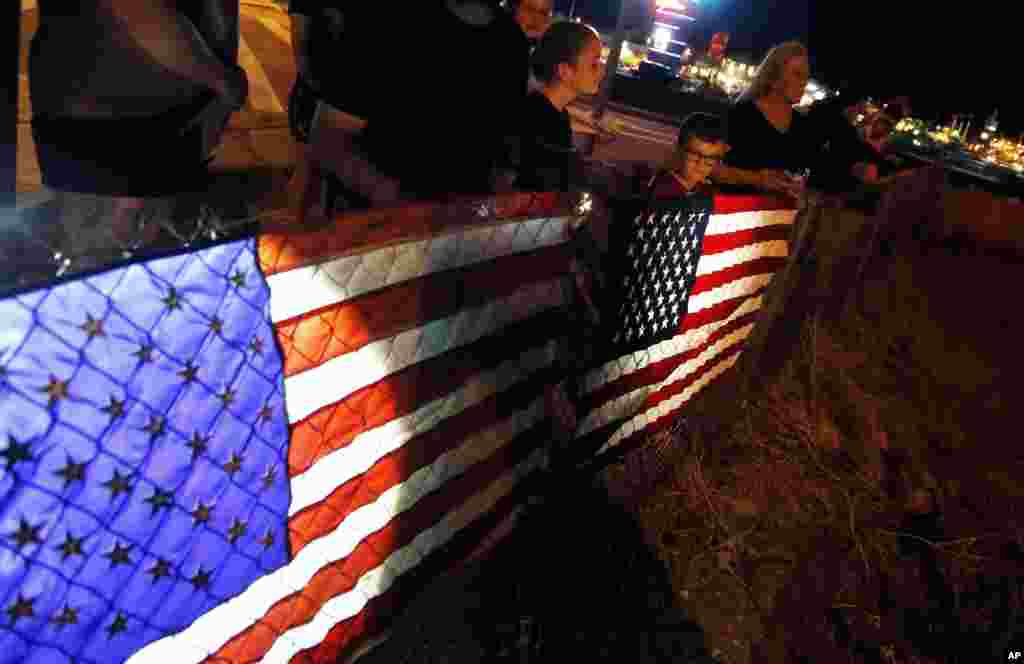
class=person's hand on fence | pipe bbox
[758,169,804,198]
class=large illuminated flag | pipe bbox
[0,194,573,664]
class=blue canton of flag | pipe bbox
[0,239,291,664]
[609,193,713,354]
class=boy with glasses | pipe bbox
[648,112,730,199]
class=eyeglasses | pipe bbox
[685,150,722,168]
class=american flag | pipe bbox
[0,191,793,664]
[0,192,574,664]
[574,193,796,458]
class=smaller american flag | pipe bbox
[574,193,797,459]
[608,193,713,354]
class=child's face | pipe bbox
[675,136,729,190]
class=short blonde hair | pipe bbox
[739,41,808,102]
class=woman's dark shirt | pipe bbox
[516,91,578,192]
[723,99,819,174]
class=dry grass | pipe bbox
[603,208,1024,663]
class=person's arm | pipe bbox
[99,0,247,107]
[714,164,764,188]
[872,167,921,187]
[714,164,802,197]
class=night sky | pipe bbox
[555,1,1022,135]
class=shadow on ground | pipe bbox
[358,474,718,663]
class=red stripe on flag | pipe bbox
[690,256,787,297]
[594,343,747,459]
[699,224,790,255]
[679,288,767,333]
[288,369,555,554]
[579,309,760,415]
[287,309,565,477]
[712,194,795,215]
[276,244,570,378]
[210,424,544,664]
[640,344,746,417]
[259,192,567,275]
[291,481,531,664]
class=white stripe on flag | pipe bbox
[284,278,566,423]
[695,240,788,276]
[704,209,796,236]
[267,217,570,323]
[580,295,764,397]
[577,322,755,437]
[686,273,775,318]
[600,351,742,454]
[288,341,558,516]
[128,398,545,664]
[257,450,545,664]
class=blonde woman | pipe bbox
[715,41,817,198]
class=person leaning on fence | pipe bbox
[28,0,247,260]
[286,3,395,221]
[714,41,818,199]
[848,102,921,186]
[648,112,730,200]
[809,98,922,194]
[512,21,605,193]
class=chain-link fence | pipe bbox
[2,188,274,299]
[0,184,620,661]
[0,230,291,663]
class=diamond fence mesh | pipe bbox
[0,230,291,664]
[0,180,703,663]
